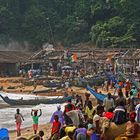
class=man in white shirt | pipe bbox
[103,93,115,111]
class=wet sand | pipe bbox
[9,123,52,140]
[0,103,10,109]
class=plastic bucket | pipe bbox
[0,128,9,140]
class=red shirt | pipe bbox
[104,112,114,120]
[65,103,75,113]
[51,120,61,135]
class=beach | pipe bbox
[0,77,129,140]
[9,124,52,140]
[0,101,64,140]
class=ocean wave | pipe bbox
[0,103,65,130]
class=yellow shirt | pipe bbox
[65,126,76,134]
[85,106,94,119]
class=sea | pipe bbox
[0,92,65,130]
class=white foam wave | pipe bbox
[0,103,65,130]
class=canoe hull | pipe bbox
[0,95,70,106]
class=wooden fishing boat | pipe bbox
[87,84,140,104]
[0,94,70,106]
[33,88,52,94]
[43,80,62,88]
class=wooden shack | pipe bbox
[0,51,31,76]
[26,44,140,76]
[120,49,140,74]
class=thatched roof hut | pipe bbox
[0,51,32,76]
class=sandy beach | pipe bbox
[9,123,52,140]
[0,77,116,140]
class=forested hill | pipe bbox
[0,0,139,50]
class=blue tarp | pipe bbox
[80,77,107,102]
[87,85,107,102]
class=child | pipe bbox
[31,109,42,134]
[50,115,61,140]
[15,109,24,136]
[50,105,64,127]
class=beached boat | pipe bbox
[33,88,52,94]
[43,80,62,88]
[86,84,107,102]
[87,84,140,104]
[0,94,70,106]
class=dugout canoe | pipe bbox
[0,94,70,106]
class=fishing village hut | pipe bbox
[107,48,140,78]
[25,44,65,75]
[26,42,140,77]
[69,47,130,74]
[0,51,31,76]
[121,49,140,74]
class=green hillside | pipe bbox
[0,0,139,49]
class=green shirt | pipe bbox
[131,89,137,97]
[32,116,39,124]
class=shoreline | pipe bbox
[0,77,118,139]
[0,103,10,109]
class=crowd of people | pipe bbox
[15,83,140,140]
[48,92,140,140]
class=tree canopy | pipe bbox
[0,0,139,50]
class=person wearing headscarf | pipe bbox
[125,112,139,137]
[50,105,64,126]
[115,111,140,140]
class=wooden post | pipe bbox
[31,63,34,69]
